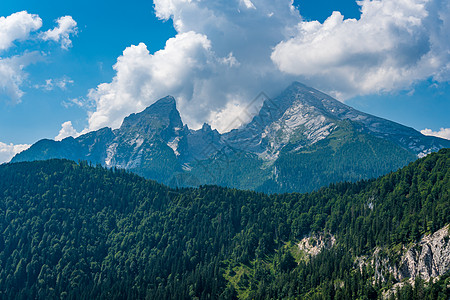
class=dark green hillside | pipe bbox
[187,151,271,191]
[0,149,449,299]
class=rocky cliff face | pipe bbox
[358,225,450,285]
[397,225,450,281]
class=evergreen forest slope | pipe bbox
[0,149,449,299]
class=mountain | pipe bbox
[225,82,447,157]
[12,82,450,193]
[1,149,449,299]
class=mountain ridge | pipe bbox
[11,82,450,193]
[225,82,448,158]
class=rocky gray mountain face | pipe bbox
[11,82,450,193]
[225,82,447,159]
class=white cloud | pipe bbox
[85,0,450,133]
[40,16,78,50]
[0,142,30,164]
[0,12,77,103]
[0,11,43,103]
[54,77,73,89]
[62,97,86,109]
[87,0,300,132]
[241,0,256,10]
[87,32,216,130]
[55,121,83,141]
[0,52,41,103]
[271,0,450,98]
[35,77,74,91]
[0,11,42,51]
[421,128,450,140]
[209,99,261,132]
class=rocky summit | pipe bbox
[11,82,450,193]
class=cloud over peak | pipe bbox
[55,121,82,141]
[271,0,450,98]
[86,0,300,132]
[83,0,450,133]
[421,128,450,140]
[87,32,214,131]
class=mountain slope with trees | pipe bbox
[1,149,449,299]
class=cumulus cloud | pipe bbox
[55,121,83,141]
[0,142,30,164]
[421,128,450,140]
[84,0,450,133]
[40,16,78,50]
[87,0,300,132]
[0,11,43,102]
[0,12,77,103]
[0,11,42,51]
[271,0,450,98]
[87,32,215,130]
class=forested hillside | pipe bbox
[0,149,449,299]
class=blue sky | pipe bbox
[0,0,449,162]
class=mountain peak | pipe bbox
[120,95,183,132]
[237,82,327,135]
[201,123,212,131]
[142,95,177,115]
[289,81,308,89]
[285,81,321,96]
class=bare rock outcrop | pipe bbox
[357,225,450,286]
[397,225,450,281]
[298,233,336,258]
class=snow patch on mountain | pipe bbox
[167,136,181,156]
[105,143,118,167]
[135,138,144,148]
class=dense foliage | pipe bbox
[0,149,448,299]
